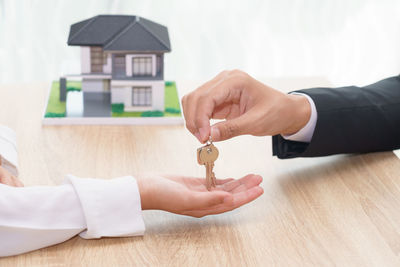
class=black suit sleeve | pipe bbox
[273,75,400,158]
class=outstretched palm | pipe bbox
[140,174,263,218]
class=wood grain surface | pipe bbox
[1,78,399,266]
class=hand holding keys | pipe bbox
[197,137,219,190]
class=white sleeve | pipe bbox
[282,93,318,143]
[0,125,19,176]
[0,175,145,257]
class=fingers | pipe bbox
[0,174,14,186]
[219,174,263,192]
[231,186,264,209]
[183,174,263,217]
[0,174,23,187]
[182,70,250,143]
[195,175,259,189]
[215,185,264,212]
[215,178,235,185]
[182,71,230,142]
[184,175,260,211]
[212,103,241,120]
[210,112,252,142]
[182,92,201,140]
[185,186,264,218]
[194,75,247,143]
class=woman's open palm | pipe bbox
[139,174,263,218]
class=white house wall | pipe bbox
[103,53,112,74]
[111,87,130,106]
[66,91,83,117]
[111,80,164,111]
[80,46,90,74]
[150,81,164,111]
[82,79,105,92]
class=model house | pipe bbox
[67,15,171,116]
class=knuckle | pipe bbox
[230,69,243,75]
[233,73,250,87]
[234,69,249,80]
[223,69,250,87]
[218,70,230,77]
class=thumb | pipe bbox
[211,115,250,141]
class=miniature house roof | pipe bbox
[67,15,171,52]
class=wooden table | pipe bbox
[1,78,400,266]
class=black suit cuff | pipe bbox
[272,135,310,159]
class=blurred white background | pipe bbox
[0,0,399,87]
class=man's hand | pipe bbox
[0,166,24,187]
[182,70,311,143]
[137,174,263,218]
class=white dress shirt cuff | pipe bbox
[0,125,18,176]
[282,93,317,143]
[65,175,145,239]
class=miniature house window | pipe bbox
[132,87,152,106]
[90,47,106,73]
[126,55,156,77]
[132,57,152,76]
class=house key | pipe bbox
[197,137,219,190]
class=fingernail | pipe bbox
[199,127,208,142]
[257,187,264,195]
[211,127,220,141]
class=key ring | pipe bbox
[206,136,213,146]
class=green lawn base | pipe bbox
[45,80,181,118]
[112,111,143,117]
[141,110,164,117]
[164,81,181,117]
[45,81,66,117]
[45,112,66,118]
